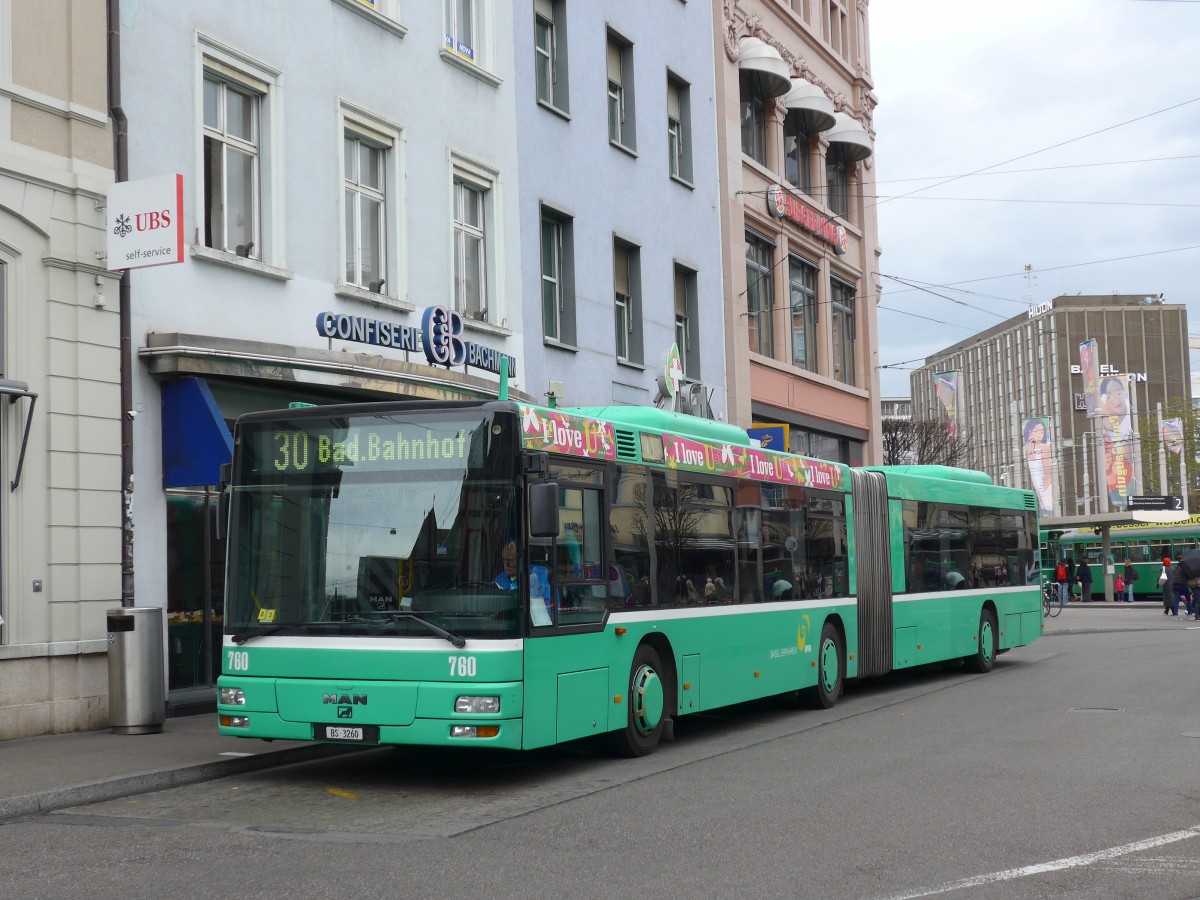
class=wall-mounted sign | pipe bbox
[748,423,789,451]
[315,305,517,377]
[1069,364,1147,382]
[1027,300,1053,318]
[765,185,848,255]
[655,343,683,400]
[107,174,185,270]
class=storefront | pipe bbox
[142,313,530,710]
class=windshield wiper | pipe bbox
[377,612,466,648]
[231,624,289,645]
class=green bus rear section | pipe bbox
[218,591,1040,750]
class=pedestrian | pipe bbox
[1055,559,1069,606]
[1065,557,1077,600]
[1123,558,1136,603]
[1171,558,1189,618]
[1159,556,1173,615]
[1077,559,1093,603]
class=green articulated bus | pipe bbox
[1044,516,1200,597]
[217,399,1042,756]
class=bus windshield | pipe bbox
[225,408,523,641]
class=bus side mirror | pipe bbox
[216,463,231,540]
[529,482,559,539]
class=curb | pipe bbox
[0,742,365,821]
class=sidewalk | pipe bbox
[1,599,1193,822]
[0,711,359,820]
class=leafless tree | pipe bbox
[881,417,972,468]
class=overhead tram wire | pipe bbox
[871,154,1200,185]
[865,95,1200,212]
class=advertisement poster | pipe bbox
[932,371,958,439]
[1021,416,1056,516]
[1079,339,1101,418]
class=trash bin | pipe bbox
[106,607,166,734]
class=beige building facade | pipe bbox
[912,295,1191,520]
[0,0,121,738]
[714,0,882,464]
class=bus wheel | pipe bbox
[804,623,843,709]
[964,608,998,674]
[607,644,667,757]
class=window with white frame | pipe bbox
[613,239,641,364]
[534,0,569,112]
[541,206,575,344]
[202,71,261,259]
[452,175,489,321]
[674,264,699,379]
[830,276,856,385]
[607,33,636,151]
[745,230,774,357]
[667,74,692,183]
[334,0,403,31]
[343,132,387,292]
[444,0,485,66]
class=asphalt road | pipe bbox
[3,625,1199,899]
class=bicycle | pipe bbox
[1043,582,1062,617]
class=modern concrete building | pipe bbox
[118,0,525,711]
[0,1,119,738]
[912,295,1191,520]
[512,1,727,415]
[714,0,881,464]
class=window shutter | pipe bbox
[667,81,681,121]
[614,246,629,297]
[607,41,623,86]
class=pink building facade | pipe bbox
[714,0,882,464]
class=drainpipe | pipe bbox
[107,0,134,607]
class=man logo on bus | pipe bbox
[323,693,368,705]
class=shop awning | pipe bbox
[781,78,836,134]
[737,36,791,100]
[0,379,36,491]
[826,112,874,162]
[161,377,233,489]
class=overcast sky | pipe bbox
[868,0,1200,398]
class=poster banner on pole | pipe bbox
[1079,338,1101,417]
[932,371,958,440]
[1021,416,1056,516]
[1162,418,1184,455]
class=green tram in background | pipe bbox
[1042,516,1200,597]
[216,398,1041,756]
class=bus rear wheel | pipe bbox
[964,608,998,673]
[804,623,843,709]
[607,644,668,757]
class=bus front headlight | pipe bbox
[455,695,500,714]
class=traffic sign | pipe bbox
[1127,495,1184,512]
